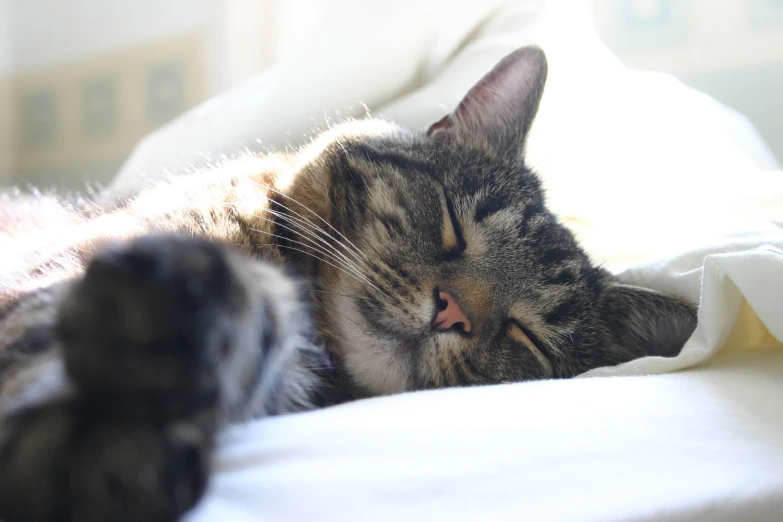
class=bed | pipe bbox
[106,1,783,520]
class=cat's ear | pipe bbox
[599,284,697,361]
[427,46,548,155]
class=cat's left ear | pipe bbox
[427,46,548,155]
[599,283,698,361]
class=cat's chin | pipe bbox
[341,335,414,396]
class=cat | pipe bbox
[0,47,697,522]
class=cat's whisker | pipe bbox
[265,196,370,268]
[246,208,353,268]
[256,192,370,271]
[253,240,381,294]
[263,207,372,278]
[245,225,358,277]
[257,183,369,263]
[250,230,389,300]
[222,201,356,271]
[246,225,377,292]
[265,183,372,268]
[238,206,376,289]
[227,200,386,300]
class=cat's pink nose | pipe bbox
[432,291,472,334]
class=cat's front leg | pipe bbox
[0,234,322,522]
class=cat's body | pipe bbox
[0,48,697,522]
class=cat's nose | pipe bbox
[432,291,472,334]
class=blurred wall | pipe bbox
[0,0,13,186]
[588,0,783,164]
[2,0,780,190]
[0,0,212,188]
[0,0,322,189]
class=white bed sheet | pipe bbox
[186,352,783,522]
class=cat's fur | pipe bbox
[0,47,697,522]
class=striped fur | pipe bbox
[0,47,696,521]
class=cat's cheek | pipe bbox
[344,336,413,396]
[327,292,413,395]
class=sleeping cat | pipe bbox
[0,47,697,522]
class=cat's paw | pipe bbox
[56,233,313,415]
[57,234,252,400]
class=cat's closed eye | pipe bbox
[441,192,466,256]
[506,320,553,371]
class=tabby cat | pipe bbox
[0,47,697,522]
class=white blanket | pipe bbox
[183,224,783,522]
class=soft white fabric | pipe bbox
[587,224,783,376]
[187,351,783,522]
[183,223,783,522]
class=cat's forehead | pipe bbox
[332,128,526,191]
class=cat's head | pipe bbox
[287,47,697,395]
